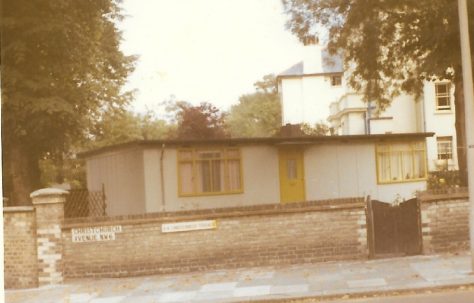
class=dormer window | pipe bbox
[331,75,342,86]
[435,83,451,111]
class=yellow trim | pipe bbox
[278,148,306,203]
[177,147,244,197]
[375,140,428,185]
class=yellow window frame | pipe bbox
[177,147,244,197]
[375,141,428,184]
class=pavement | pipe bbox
[5,252,474,303]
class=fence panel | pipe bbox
[65,189,106,219]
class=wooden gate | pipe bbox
[366,198,422,258]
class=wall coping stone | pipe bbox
[418,192,469,203]
[63,197,365,229]
[3,206,35,213]
[30,188,69,199]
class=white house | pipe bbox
[277,39,458,172]
[277,38,347,126]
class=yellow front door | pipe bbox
[279,149,305,203]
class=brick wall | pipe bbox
[3,207,38,289]
[420,192,469,253]
[62,198,367,278]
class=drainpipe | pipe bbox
[160,144,166,212]
[366,100,372,135]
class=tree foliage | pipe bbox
[282,0,474,183]
[1,0,135,204]
[35,109,172,191]
[301,121,332,136]
[89,109,172,148]
[226,74,282,137]
[167,101,227,140]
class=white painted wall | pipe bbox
[304,143,426,203]
[303,44,323,74]
[347,112,366,135]
[86,148,146,216]
[86,141,428,214]
[281,75,345,125]
[143,145,281,212]
[370,94,418,134]
[422,81,458,171]
[281,78,303,125]
[323,81,458,172]
[143,149,164,213]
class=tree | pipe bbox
[168,101,227,140]
[226,74,282,137]
[89,109,172,148]
[301,121,332,136]
[1,0,135,204]
[282,0,474,185]
[34,109,172,193]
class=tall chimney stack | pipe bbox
[303,36,323,74]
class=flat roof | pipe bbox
[78,132,434,159]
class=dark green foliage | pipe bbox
[1,0,135,203]
[89,109,173,148]
[226,74,282,138]
[301,121,332,136]
[427,170,461,190]
[282,0,474,184]
[283,0,473,106]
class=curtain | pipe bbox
[179,162,193,194]
[227,160,241,191]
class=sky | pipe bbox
[118,0,305,117]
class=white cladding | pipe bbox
[304,144,425,202]
[142,146,280,212]
[86,148,146,216]
[85,142,426,216]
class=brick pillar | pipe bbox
[31,188,68,286]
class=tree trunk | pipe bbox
[5,141,41,206]
[454,76,468,187]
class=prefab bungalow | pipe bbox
[80,133,432,216]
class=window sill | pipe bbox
[434,110,453,114]
[377,177,427,185]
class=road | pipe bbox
[326,289,474,303]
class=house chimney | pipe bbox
[303,36,323,74]
[279,123,305,137]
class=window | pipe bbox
[287,159,297,180]
[435,83,451,111]
[331,75,342,86]
[178,148,242,196]
[437,136,453,160]
[376,142,427,183]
